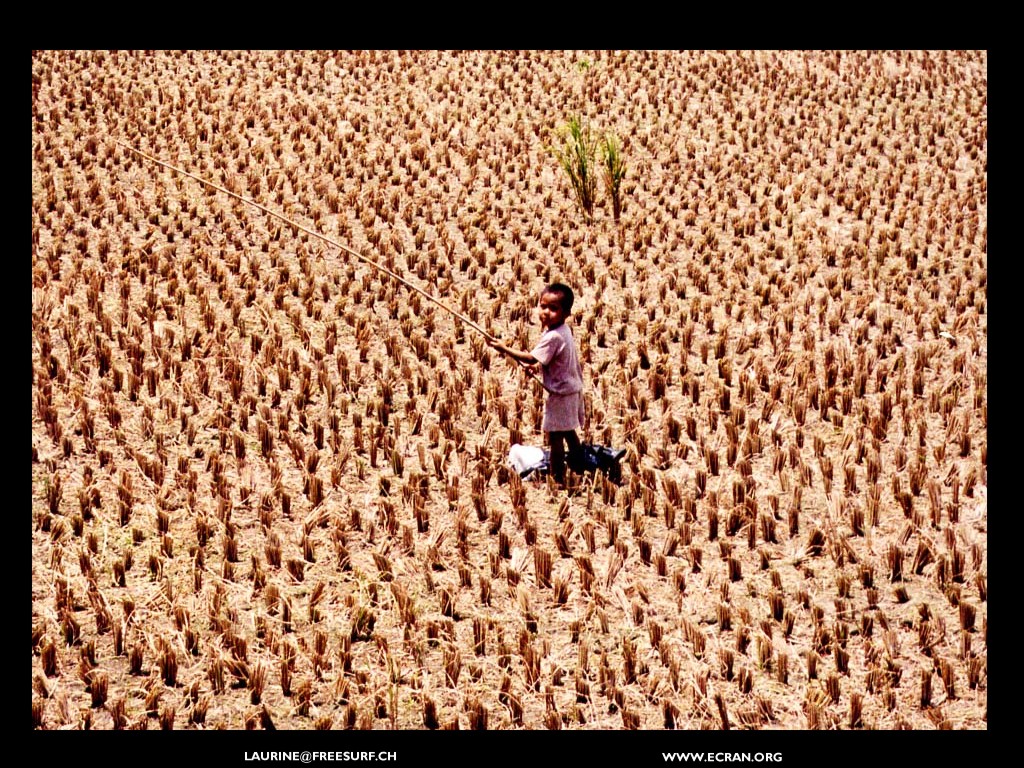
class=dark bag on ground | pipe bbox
[509,443,626,484]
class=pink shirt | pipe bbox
[531,323,583,395]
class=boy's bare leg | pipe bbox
[565,431,581,464]
[549,432,567,484]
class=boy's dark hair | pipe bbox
[544,282,574,313]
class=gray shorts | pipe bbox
[543,391,584,433]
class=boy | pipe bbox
[490,283,584,485]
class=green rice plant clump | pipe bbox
[552,115,598,222]
[601,133,626,222]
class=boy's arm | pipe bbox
[488,340,538,365]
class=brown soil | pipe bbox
[31,50,986,735]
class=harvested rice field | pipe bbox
[31,50,986,740]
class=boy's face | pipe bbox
[538,290,569,329]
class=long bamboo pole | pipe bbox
[116,140,552,392]
[117,141,498,339]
